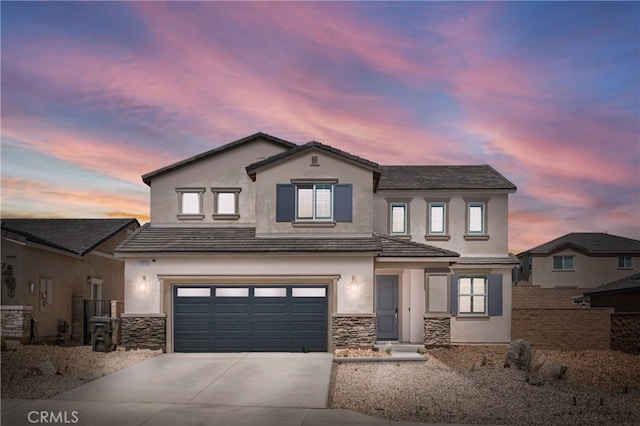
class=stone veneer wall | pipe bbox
[332,314,376,349]
[1,306,33,343]
[611,313,640,354]
[120,314,166,351]
[424,315,451,346]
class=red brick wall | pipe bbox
[512,285,583,309]
[512,308,613,350]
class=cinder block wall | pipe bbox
[611,313,640,354]
[512,286,583,309]
[512,308,612,350]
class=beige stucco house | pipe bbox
[116,133,518,352]
[1,219,139,343]
[517,232,640,289]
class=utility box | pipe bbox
[89,316,119,352]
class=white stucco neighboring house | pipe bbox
[115,133,518,352]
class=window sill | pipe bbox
[552,269,575,272]
[617,267,633,270]
[388,234,411,240]
[425,235,450,241]
[455,315,490,320]
[292,221,336,228]
[177,214,205,220]
[464,234,489,241]
[213,214,240,220]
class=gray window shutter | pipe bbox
[276,184,295,222]
[333,184,352,222]
[450,275,459,316]
[488,274,503,316]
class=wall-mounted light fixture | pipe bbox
[349,275,359,293]
[29,282,36,294]
[138,275,148,296]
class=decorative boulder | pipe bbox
[504,339,532,371]
[37,359,61,376]
[538,359,567,380]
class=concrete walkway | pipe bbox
[1,352,468,425]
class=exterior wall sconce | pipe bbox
[349,275,359,293]
[29,282,36,294]
[138,275,147,296]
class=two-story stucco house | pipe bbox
[517,232,640,289]
[116,133,518,352]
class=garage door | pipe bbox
[173,285,328,352]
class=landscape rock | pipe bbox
[11,367,43,382]
[5,340,20,351]
[538,359,568,380]
[37,359,61,376]
[504,339,531,371]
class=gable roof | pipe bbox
[519,232,640,256]
[142,132,296,185]
[1,218,139,257]
[584,273,640,296]
[116,225,459,258]
[246,141,382,181]
[377,165,517,191]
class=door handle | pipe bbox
[394,308,398,320]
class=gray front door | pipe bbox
[376,275,398,340]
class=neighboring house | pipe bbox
[1,218,139,342]
[584,273,640,313]
[517,233,640,289]
[116,132,518,353]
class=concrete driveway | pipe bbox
[57,352,333,407]
[1,352,455,426]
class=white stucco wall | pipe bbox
[124,254,375,315]
[449,268,512,343]
[531,250,640,289]
[253,149,374,235]
[148,139,290,225]
[373,191,511,256]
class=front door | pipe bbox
[376,275,398,340]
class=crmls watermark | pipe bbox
[28,411,79,424]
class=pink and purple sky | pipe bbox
[1,1,638,253]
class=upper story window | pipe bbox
[464,198,489,240]
[390,203,407,235]
[618,255,633,269]
[297,184,332,221]
[177,188,205,220]
[385,198,411,236]
[425,198,450,240]
[553,255,574,271]
[212,187,241,220]
[276,182,352,225]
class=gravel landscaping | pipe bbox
[329,345,640,425]
[1,344,160,399]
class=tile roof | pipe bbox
[246,141,382,179]
[142,132,296,185]
[1,218,139,256]
[456,256,520,265]
[379,235,459,257]
[116,225,459,258]
[377,165,517,191]
[520,233,640,256]
[116,225,381,254]
[584,273,640,295]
